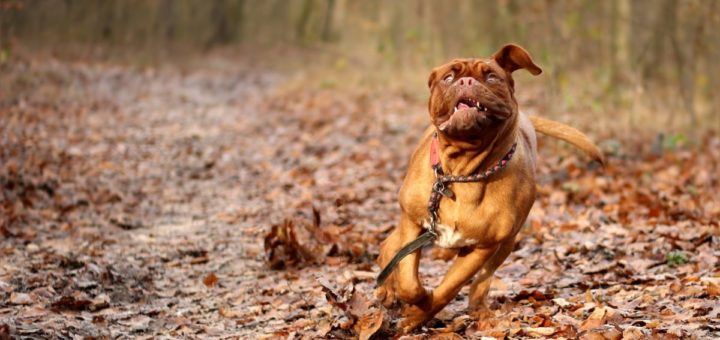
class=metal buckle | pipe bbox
[432,181,445,194]
[433,179,454,199]
[433,164,443,178]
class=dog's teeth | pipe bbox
[454,106,458,112]
[439,121,449,131]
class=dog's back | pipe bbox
[517,112,539,172]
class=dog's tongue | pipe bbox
[458,102,470,110]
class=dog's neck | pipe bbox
[436,115,519,177]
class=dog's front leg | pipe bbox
[377,214,426,307]
[399,244,498,333]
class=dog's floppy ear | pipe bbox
[427,70,438,89]
[492,44,542,75]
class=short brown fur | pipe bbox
[376,44,603,332]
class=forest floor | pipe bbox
[0,53,718,339]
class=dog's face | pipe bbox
[427,44,542,141]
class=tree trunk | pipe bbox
[208,0,232,48]
[296,0,313,43]
[321,0,335,42]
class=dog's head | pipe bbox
[427,44,541,141]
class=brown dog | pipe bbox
[376,43,603,332]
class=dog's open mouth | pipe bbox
[438,96,490,132]
[454,97,488,113]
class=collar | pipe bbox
[429,132,517,182]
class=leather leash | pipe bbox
[376,132,517,286]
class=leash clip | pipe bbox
[433,180,454,199]
[428,210,439,235]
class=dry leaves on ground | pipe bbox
[1,54,718,338]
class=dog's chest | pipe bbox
[423,219,478,248]
[411,183,489,249]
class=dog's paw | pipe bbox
[398,303,433,333]
[469,305,494,320]
[374,284,398,308]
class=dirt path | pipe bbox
[0,58,297,337]
[1,57,718,339]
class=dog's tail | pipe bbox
[529,115,605,165]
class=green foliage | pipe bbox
[0,48,8,64]
[561,182,580,194]
[663,133,687,151]
[666,250,689,267]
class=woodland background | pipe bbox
[3,0,720,132]
[1,1,718,339]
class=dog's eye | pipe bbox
[444,73,454,83]
[486,73,501,83]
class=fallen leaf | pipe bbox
[90,294,110,311]
[219,307,243,318]
[429,332,464,339]
[9,292,34,305]
[0,323,9,340]
[347,289,371,320]
[580,307,607,331]
[707,282,719,297]
[118,315,152,331]
[264,219,316,269]
[203,273,219,287]
[51,296,92,311]
[601,328,623,340]
[354,309,385,340]
[19,305,48,318]
[524,326,556,337]
[553,297,572,308]
[622,326,649,340]
[580,331,607,340]
[319,280,348,313]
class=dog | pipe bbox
[376,43,604,332]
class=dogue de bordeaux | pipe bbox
[376,43,604,332]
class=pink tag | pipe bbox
[429,135,440,166]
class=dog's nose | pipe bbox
[457,77,477,87]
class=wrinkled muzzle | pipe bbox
[433,80,512,138]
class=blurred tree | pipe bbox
[1,0,718,130]
[321,0,335,42]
